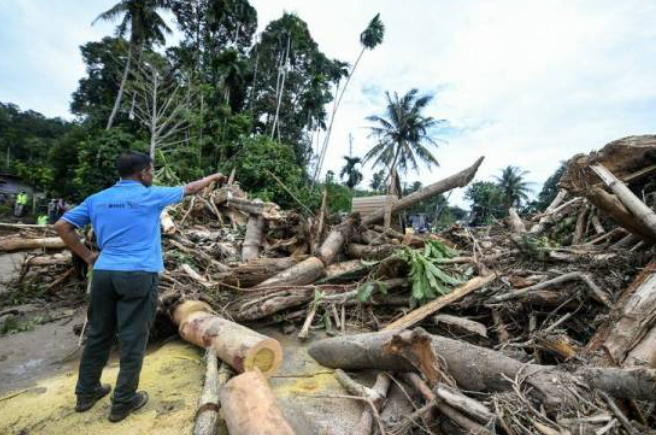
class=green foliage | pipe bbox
[465,181,505,226]
[531,163,566,212]
[360,14,385,49]
[364,89,445,176]
[340,156,363,190]
[74,129,147,200]
[369,170,386,192]
[396,240,463,304]
[494,165,532,209]
[250,13,347,165]
[357,281,388,302]
[71,38,128,125]
[227,135,319,210]
[324,178,353,213]
[95,0,172,48]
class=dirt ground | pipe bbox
[0,314,363,435]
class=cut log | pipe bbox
[255,216,360,288]
[222,257,304,288]
[384,274,497,331]
[347,243,397,261]
[591,163,656,239]
[225,196,283,220]
[173,300,283,376]
[219,370,296,435]
[318,215,360,265]
[362,157,484,226]
[0,236,66,252]
[308,328,656,407]
[255,257,325,288]
[242,215,265,262]
[193,350,232,435]
[160,208,176,235]
[26,252,72,266]
[236,288,315,322]
[587,187,655,241]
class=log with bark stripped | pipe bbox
[173,300,283,376]
[0,236,66,252]
[219,370,296,435]
[242,215,265,261]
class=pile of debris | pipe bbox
[2,136,656,435]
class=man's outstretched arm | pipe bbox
[184,173,226,196]
[53,220,97,265]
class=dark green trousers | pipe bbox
[75,270,159,405]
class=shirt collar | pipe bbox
[116,180,146,188]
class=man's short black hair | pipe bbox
[116,152,152,177]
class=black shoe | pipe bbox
[75,384,112,412]
[108,391,149,423]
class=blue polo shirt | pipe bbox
[62,180,184,272]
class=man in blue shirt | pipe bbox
[54,152,225,422]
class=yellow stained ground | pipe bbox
[0,341,204,435]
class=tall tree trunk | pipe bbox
[106,43,134,130]
[313,47,366,183]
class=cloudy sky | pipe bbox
[2,0,656,206]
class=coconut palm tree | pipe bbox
[364,89,444,178]
[94,0,172,130]
[494,166,532,209]
[340,156,363,190]
[313,14,385,182]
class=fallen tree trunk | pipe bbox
[193,350,232,435]
[587,187,655,241]
[362,157,484,226]
[173,300,283,376]
[591,163,656,239]
[219,370,296,435]
[0,236,66,252]
[242,215,265,262]
[256,217,360,288]
[225,197,282,220]
[308,329,656,408]
[255,256,325,288]
[222,257,304,288]
[598,270,656,367]
[258,161,483,289]
[348,243,397,261]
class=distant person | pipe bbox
[14,191,28,217]
[47,199,58,224]
[54,152,225,423]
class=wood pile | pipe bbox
[2,137,656,434]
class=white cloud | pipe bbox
[2,0,656,207]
